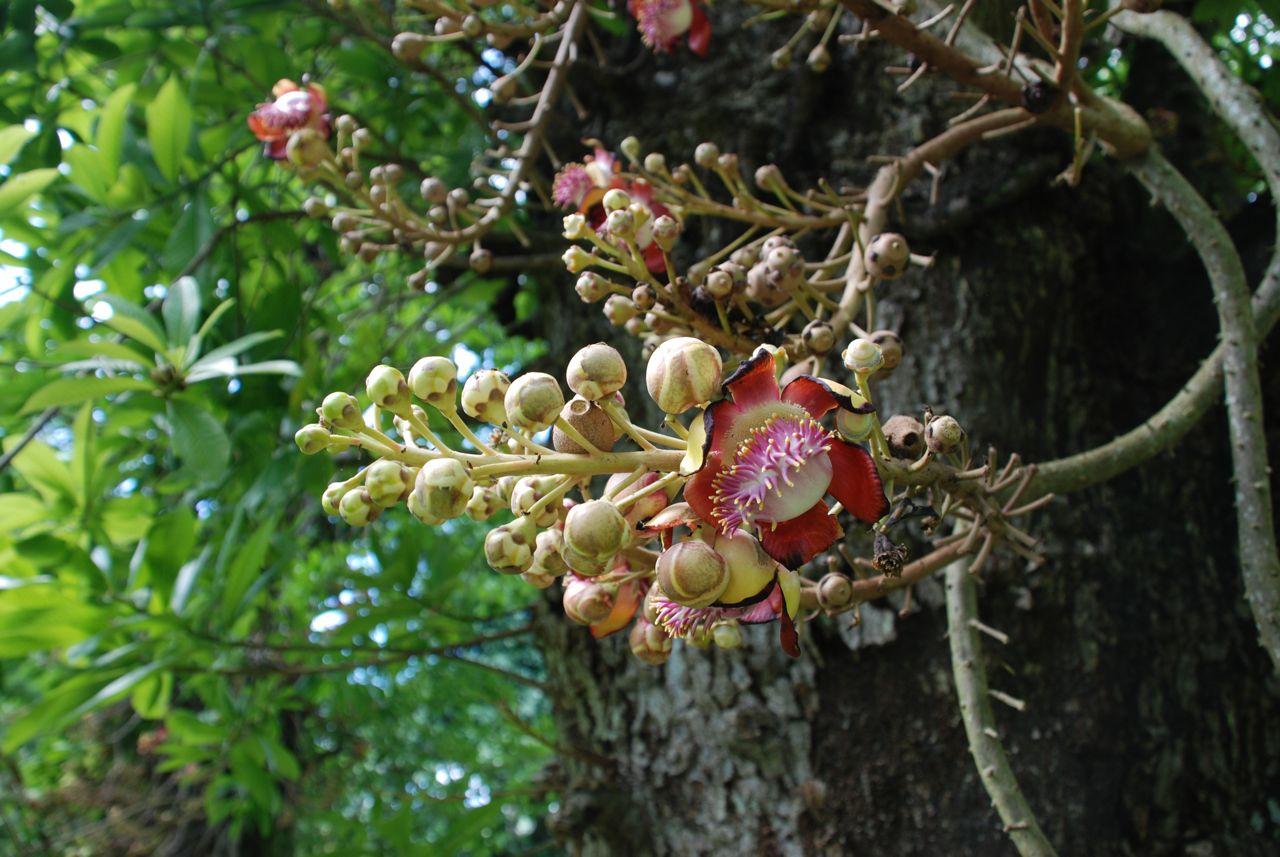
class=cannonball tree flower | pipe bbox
[683,346,890,568]
[629,0,711,57]
[248,79,330,160]
[553,148,672,273]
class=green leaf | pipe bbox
[67,660,172,721]
[188,330,282,369]
[90,293,169,354]
[0,124,35,166]
[162,195,216,276]
[3,671,117,751]
[170,545,211,615]
[2,439,75,503]
[20,375,153,414]
[219,518,275,621]
[49,337,156,368]
[166,399,230,483]
[162,277,202,347]
[0,168,59,214]
[0,494,46,532]
[145,77,192,182]
[64,144,112,203]
[96,83,136,181]
[130,670,173,719]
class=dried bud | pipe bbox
[864,233,910,279]
[339,488,380,526]
[883,415,926,459]
[366,459,412,508]
[869,330,903,372]
[630,618,673,665]
[818,573,853,609]
[694,142,720,168]
[461,369,510,423]
[408,356,458,409]
[801,320,836,355]
[366,365,411,412]
[645,337,723,414]
[842,338,884,375]
[872,531,908,577]
[1021,81,1059,115]
[505,372,565,432]
[553,397,621,454]
[566,343,627,401]
[604,295,638,325]
[563,499,631,561]
[563,576,614,624]
[295,424,331,455]
[925,414,964,454]
[712,619,744,649]
[465,485,505,521]
[320,391,364,430]
[484,516,537,574]
[657,540,730,608]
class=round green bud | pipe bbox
[365,459,412,508]
[656,540,730,608]
[563,499,631,561]
[339,488,379,527]
[295,424,332,455]
[504,372,565,432]
[408,356,458,410]
[366,365,411,412]
[321,391,364,430]
[566,343,627,401]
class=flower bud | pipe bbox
[563,576,614,624]
[408,356,458,409]
[806,44,831,73]
[366,365,411,412]
[295,424,332,455]
[420,177,447,202]
[461,13,483,37]
[484,516,537,574]
[504,372,565,432]
[509,475,562,528]
[469,247,492,274]
[651,215,680,252]
[835,391,875,442]
[620,136,642,162]
[563,246,594,273]
[322,481,349,515]
[643,152,668,174]
[521,569,556,589]
[531,528,569,577]
[870,330,903,372]
[320,391,364,430]
[842,338,884,375]
[882,415,926,459]
[746,262,788,307]
[604,208,635,240]
[563,213,590,240]
[575,272,610,303]
[606,470,670,523]
[657,540,730,608]
[566,343,627,401]
[465,485,505,521]
[801,320,836,356]
[925,414,964,455]
[412,458,474,520]
[818,572,853,609]
[603,295,637,325]
[632,283,657,311]
[704,268,735,299]
[864,233,910,279]
[461,370,510,423]
[771,45,792,69]
[630,618,672,665]
[563,499,631,561]
[562,543,613,577]
[712,620,744,649]
[602,188,631,212]
[553,397,621,454]
[645,337,723,414]
[365,459,412,508]
[286,128,329,170]
[339,488,380,526]
[694,142,720,168]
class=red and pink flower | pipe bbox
[553,148,672,273]
[248,79,330,160]
[684,347,890,568]
[629,0,711,56]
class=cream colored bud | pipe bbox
[656,540,730,608]
[864,233,910,279]
[563,576,614,624]
[408,356,458,409]
[552,397,621,454]
[602,188,631,212]
[509,475,562,528]
[461,370,510,423]
[925,415,964,454]
[603,295,637,325]
[645,337,723,414]
[818,572,853,609]
[630,619,672,665]
[566,343,627,401]
[651,215,680,252]
[365,459,412,508]
[339,488,380,527]
[504,372,565,432]
[694,142,720,168]
[366,365,411,412]
[563,499,631,560]
[605,208,635,240]
[411,458,474,520]
[842,338,884,375]
[320,391,364,430]
[484,516,536,573]
[322,481,348,515]
[531,528,569,577]
[704,268,735,299]
[575,272,610,303]
[563,246,594,273]
[712,620,744,649]
[801,320,836,356]
[562,213,590,240]
[295,424,332,455]
[465,485,505,521]
[643,152,668,174]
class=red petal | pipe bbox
[759,501,842,567]
[683,455,723,524]
[642,242,665,273]
[591,581,640,638]
[781,376,841,419]
[724,347,780,410]
[778,610,800,658]
[687,6,712,57]
[827,440,889,524]
[264,138,288,160]
[703,395,746,459]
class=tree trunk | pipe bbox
[531,9,1280,854]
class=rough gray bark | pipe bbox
[529,8,1280,855]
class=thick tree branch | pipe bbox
[946,559,1057,856]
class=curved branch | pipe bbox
[946,559,1058,856]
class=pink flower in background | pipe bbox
[248,79,329,160]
